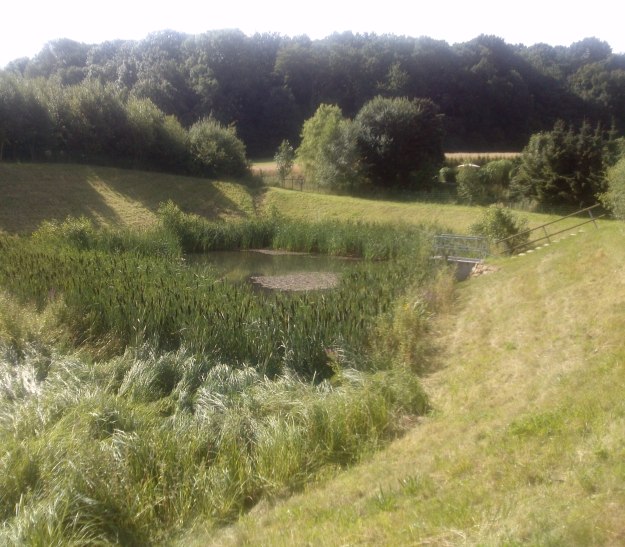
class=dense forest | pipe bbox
[1,30,624,164]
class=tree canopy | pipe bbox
[511,120,613,206]
[354,96,444,189]
[2,31,624,161]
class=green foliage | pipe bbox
[354,96,444,190]
[125,96,190,171]
[372,269,455,374]
[600,155,625,218]
[3,32,625,161]
[157,201,275,253]
[0,213,435,378]
[438,167,456,183]
[0,211,442,543]
[158,201,429,261]
[457,159,515,203]
[296,104,364,192]
[470,205,529,253]
[456,165,486,203]
[0,341,428,544]
[482,159,515,199]
[511,120,611,206]
[274,139,295,184]
[32,215,181,258]
[188,118,249,179]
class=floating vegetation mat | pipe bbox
[250,272,340,291]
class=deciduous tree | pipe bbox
[354,96,444,189]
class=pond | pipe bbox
[186,250,361,291]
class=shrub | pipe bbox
[188,118,249,179]
[470,205,529,253]
[600,155,625,219]
[274,139,295,185]
[456,164,486,203]
[511,120,611,206]
[481,159,515,201]
[438,166,456,183]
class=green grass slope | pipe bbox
[1,163,587,236]
[0,163,258,233]
[2,163,622,544]
[195,219,625,545]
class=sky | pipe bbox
[2,0,624,69]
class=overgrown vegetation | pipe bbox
[470,205,529,253]
[511,120,615,206]
[0,203,450,543]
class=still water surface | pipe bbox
[186,250,359,283]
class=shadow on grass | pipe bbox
[0,163,261,234]
[85,166,259,221]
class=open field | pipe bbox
[445,151,521,161]
[2,163,584,237]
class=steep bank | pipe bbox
[198,219,625,545]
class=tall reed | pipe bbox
[0,343,428,544]
[0,211,446,543]
[0,215,435,378]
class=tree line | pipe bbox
[2,30,625,161]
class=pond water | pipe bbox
[186,250,359,284]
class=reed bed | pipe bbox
[0,232,430,377]
[0,210,444,544]
[0,342,428,544]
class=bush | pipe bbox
[354,96,444,190]
[600,155,625,219]
[438,167,456,183]
[470,205,529,253]
[296,104,364,192]
[456,164,487,203]
[188,118,249,179]
[481,159,514,201]
[274,139,295,185]
[511,120,611,206]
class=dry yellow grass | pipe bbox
[445,151,521,161]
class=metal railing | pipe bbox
[495,203,605,254]
[433,234,490,260]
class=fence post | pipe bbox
[542,225,551,243]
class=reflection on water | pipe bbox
[185,250,359,283]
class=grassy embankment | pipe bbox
[1,161,573,236]
[0,163,257,233]
[2,163,619,544]
[198,220,625,545]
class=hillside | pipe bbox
[0,163,258,233]
[186,219,625,545]
[2,163,623,544]
[0,163,584,235]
